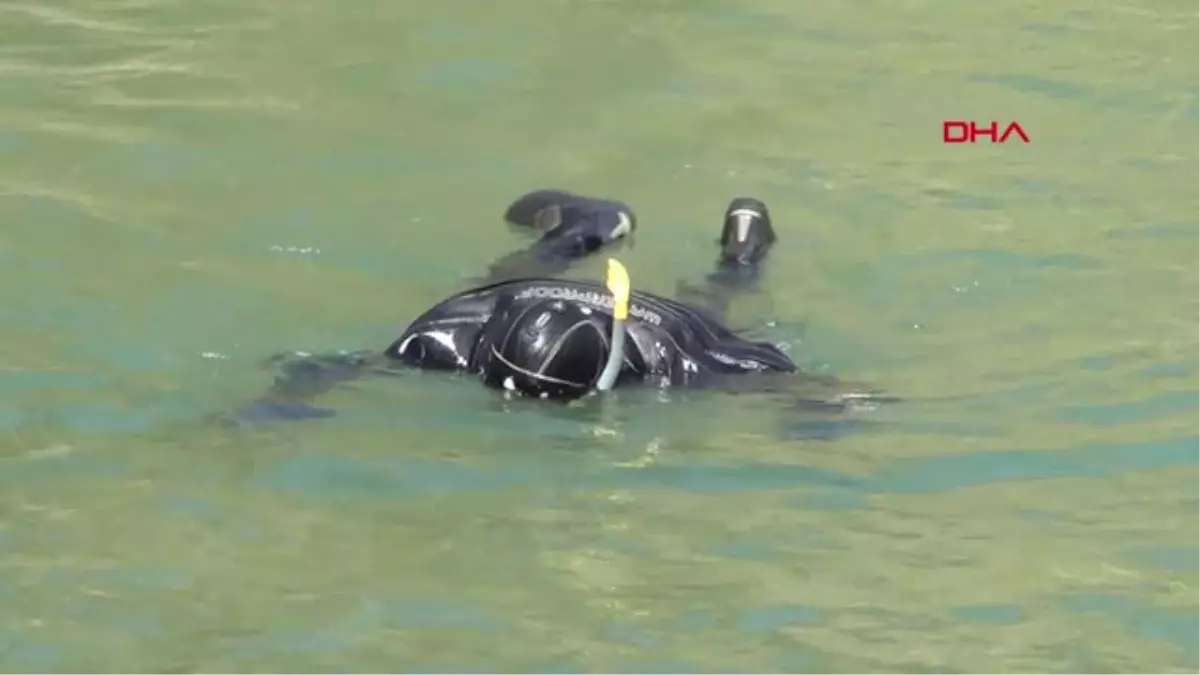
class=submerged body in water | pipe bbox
[387,276,798,397]
[238,189,887,421]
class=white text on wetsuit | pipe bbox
[514,285,662,326]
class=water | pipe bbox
[0,0,1196,672]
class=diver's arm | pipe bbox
[480,190,637,283]
[221,350,404,424]
[675,263,764,323]
[675,197,776,322]
[482,245,584,283]
[699,368,900,440]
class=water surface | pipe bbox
[0,0,1196,672]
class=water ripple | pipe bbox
[0,2,150,34]
[865,435,1198,495]
[1056,391,1198,426]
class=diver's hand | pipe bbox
[504,189,636,234]
[533,201,636,259]
[792,390,901,413]
[504,189,586,229]
[215,349,401,426]
[481,193,637,283]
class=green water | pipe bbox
[0,0,1197,672]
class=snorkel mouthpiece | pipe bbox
[595,258,630,392]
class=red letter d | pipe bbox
[943,121,969,143]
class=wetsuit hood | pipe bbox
[478,298,612,399]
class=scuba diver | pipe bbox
[238,189,888,422]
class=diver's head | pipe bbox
[719,197,775,265]
[482,299,611,400]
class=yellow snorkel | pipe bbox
[595,258,630,392]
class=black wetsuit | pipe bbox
[236,190,873,422]
[385,277,796,391]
